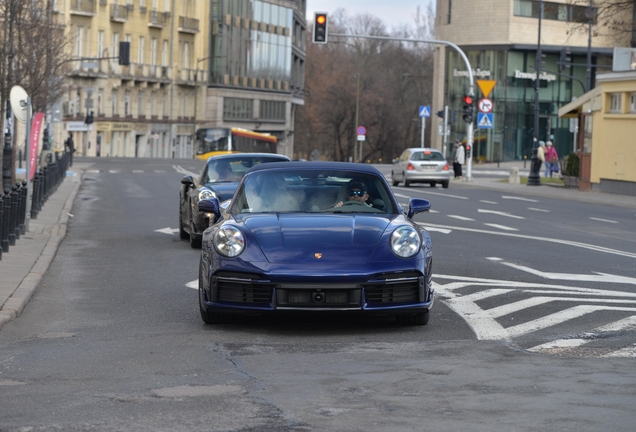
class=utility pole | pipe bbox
[2,1,16,190]
[528,0,543,186]
[586,0,593,92]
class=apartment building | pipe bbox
[432,0,634,162]
[58,0,208,158]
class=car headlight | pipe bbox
[214,225,245,257]
[391,226,421,258]
[198,189,217,201]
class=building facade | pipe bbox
[432,0,634,162]
[58,0,209,159]
[203,0,307,158]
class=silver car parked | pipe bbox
[391,148,451,188]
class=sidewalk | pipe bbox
[0,162,88,329]
[1,160,636,330]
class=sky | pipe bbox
[307,0,435,31]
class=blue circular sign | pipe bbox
[357,126,366,135]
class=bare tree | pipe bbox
[295,5,436,163]
[567,0,636,43]
[0,0,70,186]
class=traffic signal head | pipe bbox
[313,13,328,44]
[436,110,444,119]
[462,95,474,123]
[85,110,94,125]
[465,144,471,158]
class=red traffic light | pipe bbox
[463,95,473,105]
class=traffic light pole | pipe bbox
[329,33,475,180]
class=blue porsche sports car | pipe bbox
[197,161,434,325]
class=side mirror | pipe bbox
[392,158,398,164]
[181,175,195,187]
[407,198,431,219]
[198,197,221,221]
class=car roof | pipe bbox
[245,161,384,175]
[206,153,290,163]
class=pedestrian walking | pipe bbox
[452,140,465,179]
[65,133,75,166]
[537,140,545,176]
[544,141,559,178]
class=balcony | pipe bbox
[178,16,199,33]
[110,4,128,22]
[148,9,167,28]
[70,0,96,16]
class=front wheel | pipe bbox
[391,172,399,187]
[179,208,188,240]
[441,181,449,189]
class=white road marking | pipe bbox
[528,207,550,212]
[133,170,144,173]
[448,215,475,221]
[589,217,618,224]
[186,280,198,289]
[479,200,498,204]
[86,169,100,173]
[173,165,198,177]
[486,257,503,261]
[154,170,166,173]
[478,209,525,219]
[502,196,538,202]
[602,346,636,357]
[488,296,636,319]
[109,170,120,174]
[393,193,411,199]
[484,223,518,231]
[395,189,469,200]
[420,222,636,260]
[155,227,180,235]
[500,261,636,285]
[422,226,452,234]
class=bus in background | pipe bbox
[194,127,278,160]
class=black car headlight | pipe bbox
[390,226,421,258]
[214,226,245,257]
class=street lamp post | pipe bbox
[528,0,544,186]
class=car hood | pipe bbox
[204,182,240,202]
[242,214,392,264]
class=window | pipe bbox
[124,91,130,116]
[112,91,118,116]
[97,90,103,115]
[514,0,596,23]
[97,31,104,58]
[447,0,452,24]
[609,93,622,113]
[138,36,145,64]
[112,33,119,65]
[162,40,168,66]
[223,98,253,120]
[75,26,83,57]
[260,100,286,121]
[182,42,190,69]
[150,38,157,65]
[630,93,636,113]
[138,91,144,116]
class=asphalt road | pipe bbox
[0,158,635,431]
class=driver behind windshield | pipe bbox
[334,180,371,208]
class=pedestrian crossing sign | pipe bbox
[477,112,493,129]
[419,106,431,118]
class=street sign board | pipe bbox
[476,80,497,98]
[419,106,431,118]
[356,125,366,135]
[477,113,493,129]
[357,135,366,141]
[478,98,493,113]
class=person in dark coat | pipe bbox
[65,133,75,166]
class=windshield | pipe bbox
[202,156,288,184]
[231,170,395,214]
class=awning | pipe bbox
[558,86,602,118]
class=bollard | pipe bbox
[509,167,520,185]
[1,189,10,253]
[5,188,16,246]
[0,193,3,259]
[12,184,21,240]
[19,181,27,234]
[31,174,40,220]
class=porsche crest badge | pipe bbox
[314,253,323,259]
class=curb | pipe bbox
[0,173,82,329]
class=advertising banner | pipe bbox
[29,112,45,180]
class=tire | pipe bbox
[397,311,430,326]
[392,172,399,187]
[441,181,449,189]
[189,230,202,248]
[179,208,188,240]
[429,182,436,187]
[403,174,410,187]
